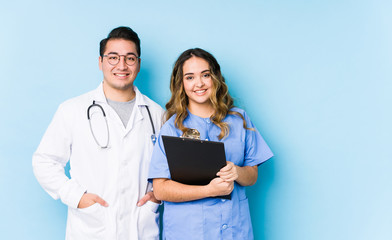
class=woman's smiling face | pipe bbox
[182,56,213,108]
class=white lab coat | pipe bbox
[33,84,164,240]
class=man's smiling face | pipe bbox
[99,38,140,92]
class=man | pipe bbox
[32,26,163,239]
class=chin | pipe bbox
[112,81,134,90]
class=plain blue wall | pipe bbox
[1,0,391,239]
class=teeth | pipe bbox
[115,74,127,77]
[195,90,206,93]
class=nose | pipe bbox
[195,76,205,88]
[116,56,128,70]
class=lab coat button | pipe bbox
[221,224,228,230]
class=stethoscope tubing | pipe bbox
[143,103,157,144]
[87,101,110,148]
[87,100,156,148]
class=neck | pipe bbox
[102,82,136,102]
[188,102,215,118]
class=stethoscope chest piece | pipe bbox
[151,134,157,145]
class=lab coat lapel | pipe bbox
[91,83,107,103]
[90,83,124,129]
[90,84,147,136]
[124,86,146,136]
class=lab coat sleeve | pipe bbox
[32,103,86,209]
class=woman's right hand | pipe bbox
[207,177,234,197]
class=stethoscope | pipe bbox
[87,100,156,148]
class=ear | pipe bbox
[99,56,103,70]
[136,58,141,73]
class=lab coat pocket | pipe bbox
[79,202,101,214]
[70,203,107,238]
[144,200,160,213]
[138,201,160,240]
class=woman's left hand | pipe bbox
[217,161,238,182]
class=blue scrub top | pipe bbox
[149,108,273,240]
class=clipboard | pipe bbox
[162,135,231,199]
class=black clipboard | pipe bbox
[162,135,231,199]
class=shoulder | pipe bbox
[144,95,164,112]
[57,90,94,113]
[229,107,246,116]
[140,94,165,127]
[227,107,249,120]
[225,107,255,130]
[138,91,164,114]
[162,114,176,128]
[165,114,177,125]
[159,114,179,135]
[47,90,95,128]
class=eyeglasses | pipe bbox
[103,53,140,66]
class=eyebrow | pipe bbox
[107,52,137,56]
[184,69,210,76]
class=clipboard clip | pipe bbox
[181,128,201,140]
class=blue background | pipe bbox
[1,0,391,239]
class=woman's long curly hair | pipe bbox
[165,48,251,140]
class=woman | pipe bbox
[148,48,273,240]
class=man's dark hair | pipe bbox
[99,26,141,58]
